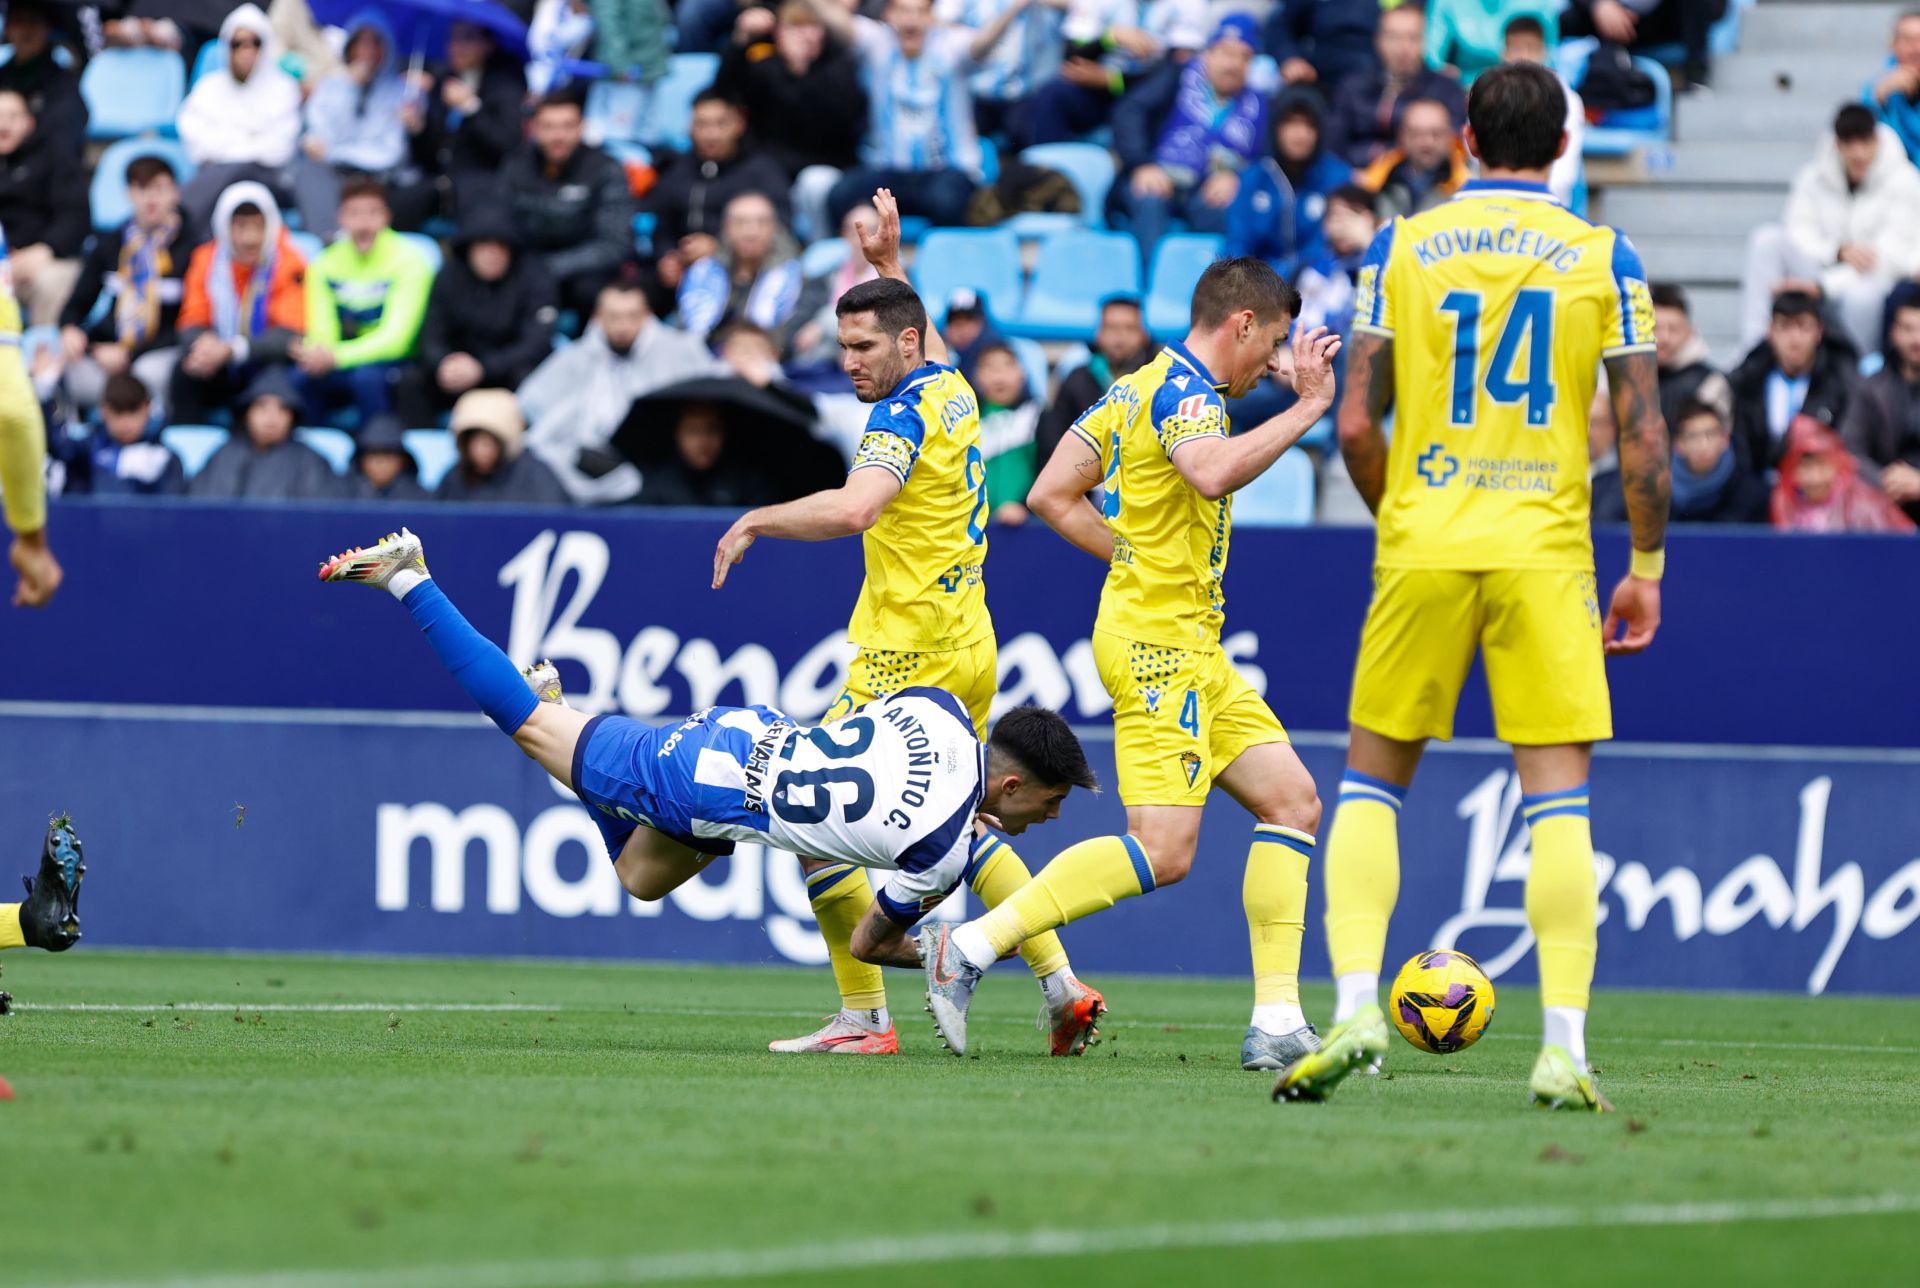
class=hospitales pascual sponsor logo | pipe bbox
[1437,770,1920,996]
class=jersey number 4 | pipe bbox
[1438,289,1557,429]
[772,717,876,825]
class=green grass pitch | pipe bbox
[2,950,1917,1287]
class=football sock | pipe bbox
[1523,786,1598,1014]
[957,835,1153,970]
[1037,967,1080,1009]
[1324,771,1405,996]
[964,832,1071,980]
[1245,824,1313,1025]
[400,580,539,735]
[839,1005,891,1035]
[1543,1006,1589,1073]
[0,903,23,950]
[1334,971,1381,1024]
[804,863,888,1014]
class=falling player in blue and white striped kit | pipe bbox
[320,529,1101,976]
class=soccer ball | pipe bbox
[1388,950,1495,1054]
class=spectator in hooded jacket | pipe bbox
[1842,294,1920,523]
[502,91,639,321]
[1667,400,1769,524]
[0,89,89,327]
[644,91,796,293]
[189,366,343,500]
[349,412,431,501]
[1864,10,1920,164]
[1772,415,1916,532]
[1651,282,1732,430]
[0,1,87,156]
[1739,105,1920,353]
[294,178,434,427]
[1326,4,1465,167]
[295,10,416,241]
[171,181,309,423]
[400,21,530,228]
[398,206,557,426]
[1225,92,1352,280]
[1425,0,1555,83]
[435,387,572,505]
[1355,95,1469,219]
[1261,0,1379,94]
[178,6,307,235]
[1729,291,1857,471]
[677,193,812,348]
[1117,16,1267,267]
[54,373,186,497]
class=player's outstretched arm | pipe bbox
[1028,429,1116,562]
[1171,325,1341,501]
[712,468,904,589]
[1336,330,1394,515]
[1601,349,1671,655]
[856,189,951,365]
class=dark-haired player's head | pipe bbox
[1651,282,1693,367]
[1187,256,1301,397]
[532,89,585,167]
[126,154,180,229]
[691,89,747,162]
[985,706,1099,834]
[835,277,930,403]
[100,374,154,446]
[1464,61,1568,174]
[1833,103,1880,185]
[1767,290,1824,377]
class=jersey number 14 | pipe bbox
[1439,288,1557,429]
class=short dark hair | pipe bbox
[835,277,929,342]
[100,373,151,414]
[692,88,741,112]
[125,155,177,187]
[1466,61,1567,171]
[712,319,775,350]
[1676,398,1726,427]
[1649,282,1689,315]
[1893,295,1920,323]
[1189,256,1299,330]
[231,200,264,221]
[534,87,585,116]
[989,706,1098,792]
[1772,290,1823,323]
[1328,182,1375,213]
[339,174,389,208]
[1834,103,1878,142]
[1502,13,1546,42]
[1099,293,1142,315]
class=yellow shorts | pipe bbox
[1349,567,1612,745]
[1094,630,1289,807]
[825,636,998,737]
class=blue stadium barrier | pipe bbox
[8,506,1917,993]
[287,230,327,264]
[159,426,227,477]
[90,137,198,233]
[912,228,1024,322]
[398,231,444,274]
[296,427,357,474]
[1011,229,1140,340]
[405,429,458,490]
[1018,142,1116,228]
[1231,449,1315,526]
[1144,232,1222,340]
[641,53,721,150]
[81,48,187,140]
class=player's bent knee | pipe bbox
[1257,788,1322,836]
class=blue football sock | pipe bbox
[402,580,540,734]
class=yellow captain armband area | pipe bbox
[1630,547,1666,582]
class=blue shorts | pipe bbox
[570,713,736,861]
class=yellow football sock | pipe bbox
[1522,788,1599,1012]
[1323,772,1406,978]
[805,864,887,1013]
[0,902,23,950]
[966,834,1071,979]
[974,835,1152,959]
[1245,825,1314,1008]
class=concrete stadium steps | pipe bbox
[1710,52,1874,100]
[1651,140,1809,185]
[1599,184,1786,231]
[1736,1,1899,52]
[1632,233,1753,284]
[1677,94,1861,143]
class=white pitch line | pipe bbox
[20,1003,568,1014]
[60,1193,1920,1288]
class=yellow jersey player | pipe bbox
[712,190,1104,1058]
[0,217,60,607]
[1276,62,1670,1112]
[919,258,1343,1063]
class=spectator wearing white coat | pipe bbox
[177,5,307,234]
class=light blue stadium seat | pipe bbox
[642,53,721,150]
[1144,233,1222,340]
[287,230,327,264]
[161,425,228,478]
[82,48,186,140]
[297,427,356,475]
[1232,450,1316,527]
[398,232,443,274]
[191,39,223,86]
[90,138,197,233]
[801,238,850,279]
[1012,229,1139,340]
[1557,40,1673,156]
[1052,342,1092,381]
[1018,143,1116,228]
[913,228,1023,322]
[405,429,458,490]
[1006,336,1050,400]
[587,78,648,146]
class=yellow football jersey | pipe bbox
[1070,343,1234,650]
[846,361,994,653]
[1354,178,1656,571]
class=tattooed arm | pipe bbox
[1336,331,1395,514]
[1028,429,1116,563]
[1601,349,1671,655]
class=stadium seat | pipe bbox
[801,238,849,279]
[897,216,932,245]
[1556,40,1673,156]
[586,78,649,146]
[1232,450,1316,526]
[89,137,197,233]
[1144,233,1222,340]
[190,38,222,86]
[399,232,443,274]
[912,228,1023,323]
[1006,336,1050,400]
[287,230,327,264]
[1052,342,1092,381]
[81,48,186,140]
[405,429,458,490]
[1011,229,1139,341]
[296,428,356,475]
[1018,143,1115,228]
[641,53,721,150]
[161,425,227,478]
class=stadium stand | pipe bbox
[79,47,186,141]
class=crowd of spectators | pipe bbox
[12,0,1916,535]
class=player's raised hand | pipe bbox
[1289,324,1341,409]
[1602,572,1661,656]
[712,517,756,590]
[856,189,904,273]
